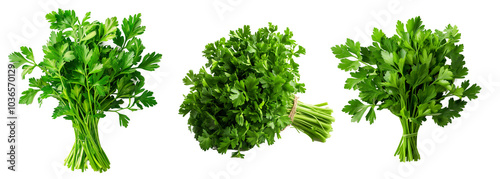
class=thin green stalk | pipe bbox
[288,99,335,143]
[394,117,420,162]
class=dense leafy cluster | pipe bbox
[180,23,333,158]
[332,17,480,161]
[9,9,161,171]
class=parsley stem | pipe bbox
[394,117,421,162]
[64,113,110,172]
[289,100,335,143]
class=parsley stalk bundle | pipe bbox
[9,10,161,172]
[180,23,335,158]
[332,17,480,162]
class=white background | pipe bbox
[1,0,499,178]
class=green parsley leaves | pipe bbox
[332,17,480,162]
[180,23,335,158]
[9,9,161,172]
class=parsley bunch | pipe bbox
[9,9,161,172]
[180,23,335,158]
[332,17,480,162]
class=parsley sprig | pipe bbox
[9,9,161,172]
[332,17,480,162]
[180,23,335,158]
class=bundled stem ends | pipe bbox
[288,97,335,142]
[395,118,421,162]
[64,115,110,172]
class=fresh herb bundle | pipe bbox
[9,9,161,172]
[332,17,480,162]
[180,23,335,158]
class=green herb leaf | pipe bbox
[138,52,161,71]
[89,63,103,74]
[135,90,157,109]
[198,130,212,151]
[9,52,30,68]
[122,13,146,41]
[19,88,40,105]
[118,113,130,128]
